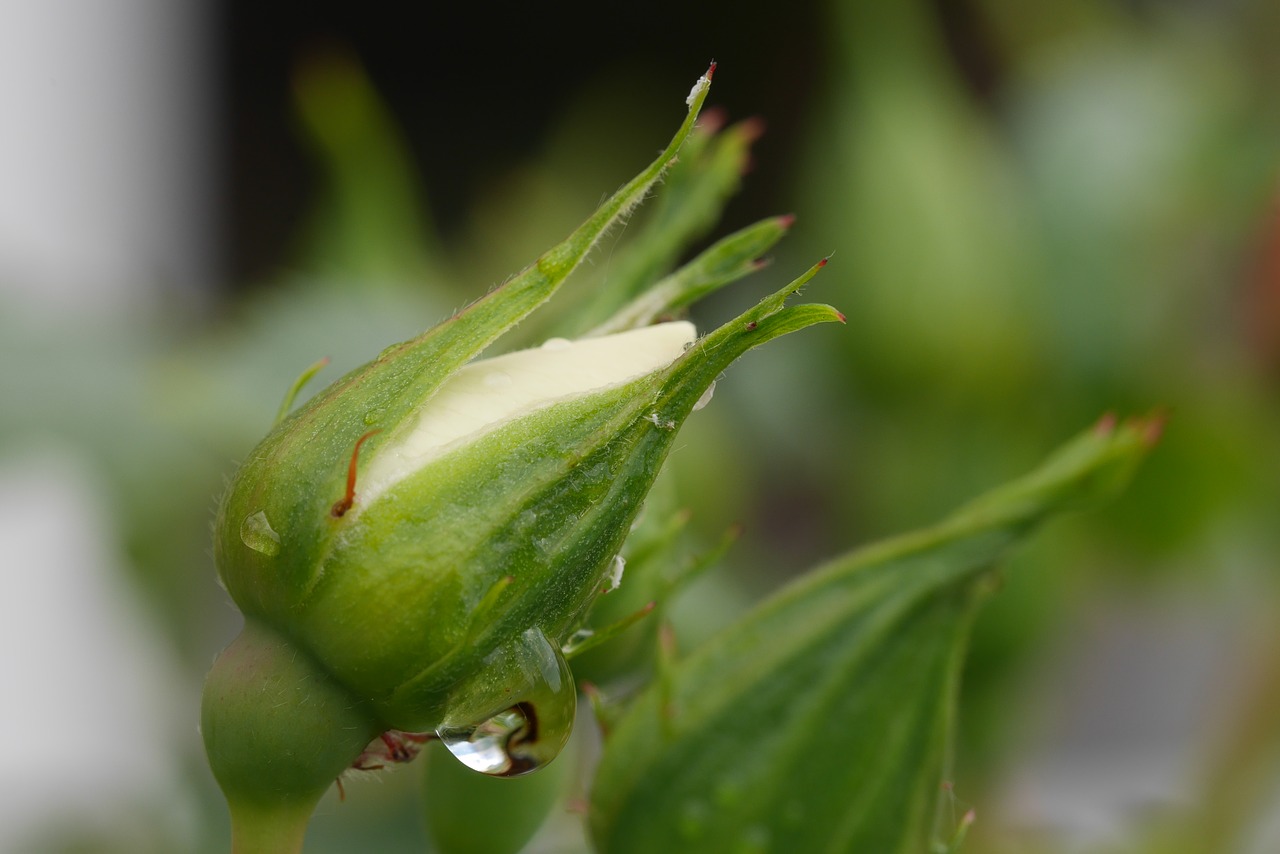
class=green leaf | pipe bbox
[588,415,1160,854]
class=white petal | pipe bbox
[361,321,695,503]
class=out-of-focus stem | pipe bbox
[229,800,313,854]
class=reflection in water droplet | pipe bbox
[436,628,575,777]
[540,337,571,352]
[606,554,626,591]
[561,628,594,656]
[239,510,280,556]
[483,370,512,389]
[693,381,716,412]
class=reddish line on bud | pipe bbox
[331,429,382,518]
[706,61,717,80]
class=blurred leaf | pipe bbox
[589,416,1157,854]
[421,740,570,854]
[293,47,450,289]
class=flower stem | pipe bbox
[228,799,313,854]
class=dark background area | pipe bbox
[220,0,825,284]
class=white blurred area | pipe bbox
[0,0,216,315]
[0,451,192,851]
[0,1,214,849]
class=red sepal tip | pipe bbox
[706,61,717,80]
[835,311,847,324]
[817,257,829,268]
[776,213,797,229]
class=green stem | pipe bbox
[228,800,314,854]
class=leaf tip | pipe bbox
[1136,409,1168,447]
[776,213,797,230]
[739,115,767,142]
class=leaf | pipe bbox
[588,415,1160,854]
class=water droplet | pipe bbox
[693,381,716,412]
[363,410,380,425]
[436,628,575,777]
[540,337,572,352]
[561,628,594,656]
[239,511,280,557]
[482,370,512,389]
[606,554,626,591]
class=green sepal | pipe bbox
[570,116,763,334]
[588,416,1159,854]
[588,215,794,336]
[214,67,714,623]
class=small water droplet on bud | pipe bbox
[240,510,280,556]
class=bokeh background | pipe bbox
[2,0,1278,851]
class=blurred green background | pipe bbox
[2,0,1278,851]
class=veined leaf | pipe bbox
[589,415,1160,854]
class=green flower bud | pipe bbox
[201,65,842,850]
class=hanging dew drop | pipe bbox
[437,704,537,775]
[239,510,280,556]
[436,628,576,777]
[693,380,716,412]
